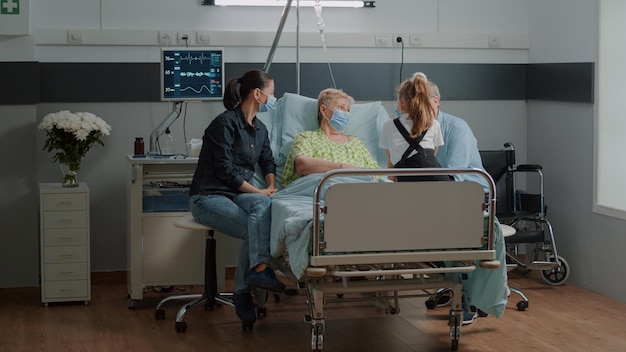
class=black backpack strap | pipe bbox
[393,118,427,161]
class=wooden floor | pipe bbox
[1,270,625,352]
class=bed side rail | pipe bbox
[310,168,497,266]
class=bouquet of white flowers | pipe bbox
[38,110,112,186]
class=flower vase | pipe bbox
[60,162,80,187]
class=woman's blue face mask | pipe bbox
[258,90,276,112]
[326,108,350,132]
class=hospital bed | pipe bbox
[253,93,504,351]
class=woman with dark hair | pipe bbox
[189,69,283,330]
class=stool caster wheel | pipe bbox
[175,321,187,332]
[284,288,298,296]
[242,321,254,331]
[517,300,528,311]
[257,306,267,318]
[155,308,165,320]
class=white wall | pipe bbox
[5,0,532,287]
[528,0,626,302]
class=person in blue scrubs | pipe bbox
[428,80,509,325]
[429,81,489,192]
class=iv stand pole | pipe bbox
[263,0,300,94]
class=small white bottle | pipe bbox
[162,128,174,155]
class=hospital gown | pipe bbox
[282,129,380,187]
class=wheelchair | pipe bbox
[480,143,570,289]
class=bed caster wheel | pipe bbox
[425,298,437,310]
[516,300,528,311]
[175,321,187,332]
[386,307,398,315]
[336,293,344,298]
[127,299,136,309]
[155,308,165,320]
[451,339,459,351]
[242,321,254,331]
[257,306,267,318]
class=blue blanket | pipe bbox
[269,173,375,279]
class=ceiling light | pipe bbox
[210,1,374,8]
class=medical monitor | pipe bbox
[160,47,224,102]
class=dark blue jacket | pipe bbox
[190,105,275,198]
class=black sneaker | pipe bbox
[435,288,452,307]
[233,292,256,325]
[247,267,285,292]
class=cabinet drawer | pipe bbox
[44,280,88,299]
[42,193,87,211]
[43,211,87,229]
[44,246,88,264]
[44,262,88,280]
[44,228,87,246]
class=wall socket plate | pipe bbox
[488,35,500,48]
[392,33,408,47]
[196,31,210,45]
[409,34,422,47]
[158,31,174,45]
[374,34,389,47]
[67,30,82,44]
[177,32,191,45]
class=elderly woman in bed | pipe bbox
[281,88,380,187]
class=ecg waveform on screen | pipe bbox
[162,49,223,100]
[163,52,217,65]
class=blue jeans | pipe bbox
[189,193,272,293]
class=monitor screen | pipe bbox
[160,47,224,102]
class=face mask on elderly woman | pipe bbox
[325,109,350,132]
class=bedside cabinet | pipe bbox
[39,183,91,306]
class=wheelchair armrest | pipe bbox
[514,164,542,171]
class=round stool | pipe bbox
[154,214,234,333]
[174,214,212,232]
[501,224,516,238]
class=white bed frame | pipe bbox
[302,167,498,351]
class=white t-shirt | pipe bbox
[378,117,444,165]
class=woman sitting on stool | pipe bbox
[189,69,284,330]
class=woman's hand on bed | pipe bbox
[261,186,278,196]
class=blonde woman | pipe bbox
[378,72,450,182]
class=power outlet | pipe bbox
[177,32,191,45]
[374,34,389,47]
[488,35,500,48]
[158,31,174,46]
[196,31,210,45]
[67,30,82,44]
[409,34,421,47]
[392,34,408,47]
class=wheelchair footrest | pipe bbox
[529,261,559,269]
[505,230,543,244]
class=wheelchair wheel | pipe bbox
[541,255,569,285]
